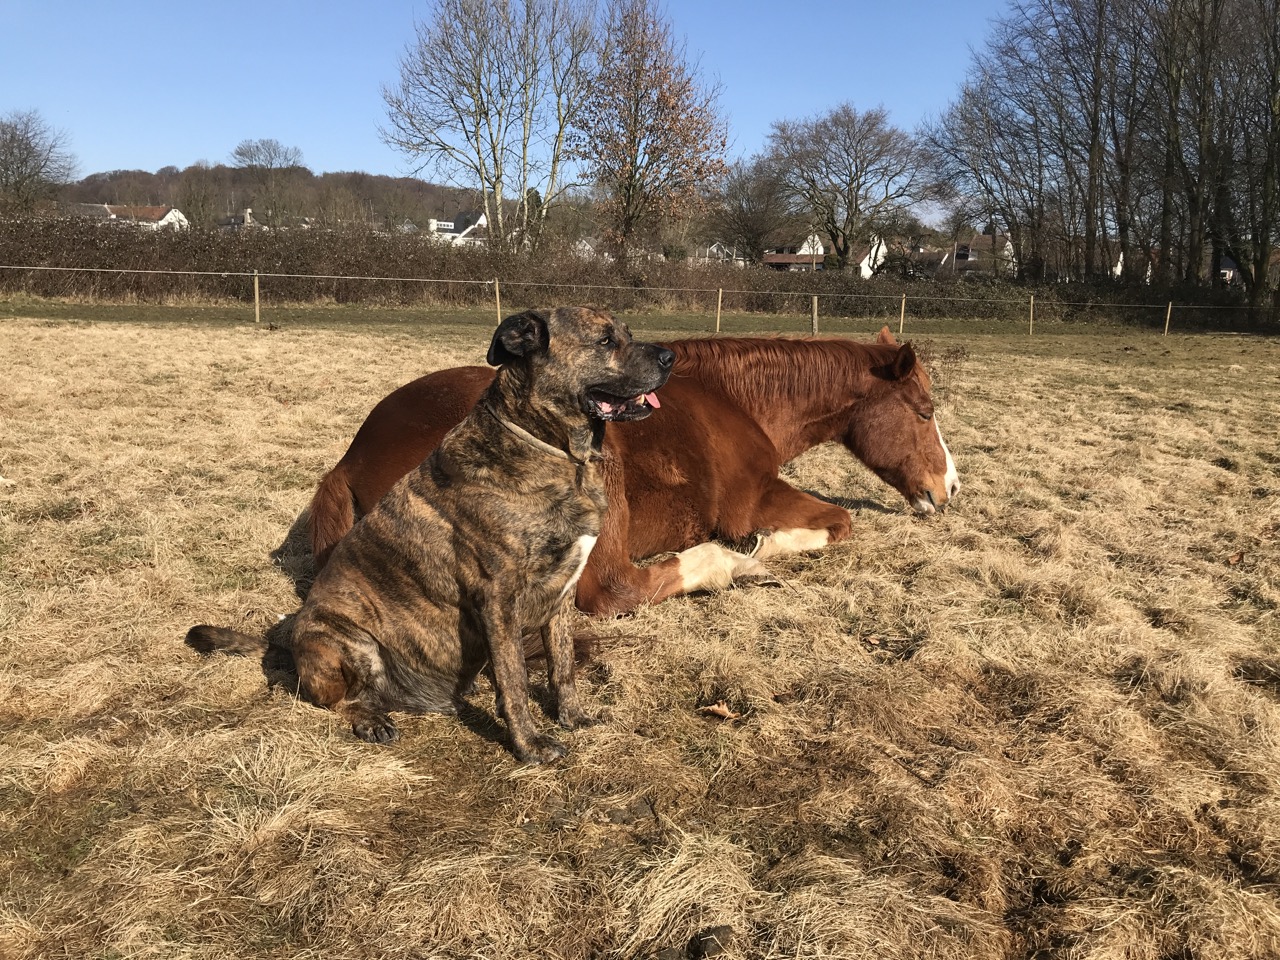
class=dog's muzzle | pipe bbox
[585,389,662,420]
[585,346,674,422]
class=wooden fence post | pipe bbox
[1164,301,1172,336]
[494,278,502,325]
[715,288,723,333]
[1029,294,1035,335]
[811,295,819,334]
[899,293,906,336]
[253,269,260,323]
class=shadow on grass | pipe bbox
[808,490,902,515]
[271,509,317,601]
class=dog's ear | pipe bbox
[487,310,550,366]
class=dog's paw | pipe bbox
[515,734,568,765]
[351,715,401,744]
[557,707,601,730]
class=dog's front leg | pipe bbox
[486,607,567,764]
[543,599,596,730]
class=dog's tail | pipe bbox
[308,463,356,570]
[186,625,270,658]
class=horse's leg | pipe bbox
[743,478,854,561]
[576,539,770,617]
[574,448,774,618]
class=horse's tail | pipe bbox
[185,625,270,657]
[308,463,356,570]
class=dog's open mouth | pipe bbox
[585,389,662,421]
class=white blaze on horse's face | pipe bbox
[938,418,960,501]
[911,416,961,514]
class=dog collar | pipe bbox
[485,404,600,466]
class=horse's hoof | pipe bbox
[724,530,772,556]
[733,573,783,589]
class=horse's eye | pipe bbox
[919,411,933,421]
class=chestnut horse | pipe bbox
[308,328,959,617]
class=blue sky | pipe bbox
[2,0,1009,179]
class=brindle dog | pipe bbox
[187,307,674,763]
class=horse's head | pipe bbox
[840,327,960,514]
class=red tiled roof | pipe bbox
[105,205,172,222]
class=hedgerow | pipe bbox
[0,217,1264,329]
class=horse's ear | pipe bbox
[890,342,917,380]
[488,310,549,366]
[877,325,899,345]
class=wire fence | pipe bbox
[0,261,1269,336]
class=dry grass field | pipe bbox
[1,307,1278,959]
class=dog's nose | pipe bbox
[656,347,675,369]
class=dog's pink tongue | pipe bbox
[644,392,661,409]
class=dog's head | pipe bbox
[487,307,674,422]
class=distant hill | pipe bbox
[58,164,478,231]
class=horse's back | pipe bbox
[345,366,495,514]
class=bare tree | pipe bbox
[0,109,77,213]
[767,104,929,270]
[230,138,306,225]
[1100,0,1160,283]
[924,29,1065,280]
[1156,0,1233,284]
[930,0,1280,298]
[927,0,1160,282]
[709,157,795,263]
[381,0,597,251]
[177,161,221,229]
[571,0,728,263]
[1016,0,1113,279]
[1216,0,1280,310]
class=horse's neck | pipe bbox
[685,340,880,462]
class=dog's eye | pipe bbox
[598,335,614,347]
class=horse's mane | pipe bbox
[663,335,898,409]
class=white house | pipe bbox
[64,203,189,230]
[763,233,827,271]
[856,236,889,279]
[694,241,748,267]
[572,237,612,261]
[425,213,488,246]
[953,233,1017,277]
